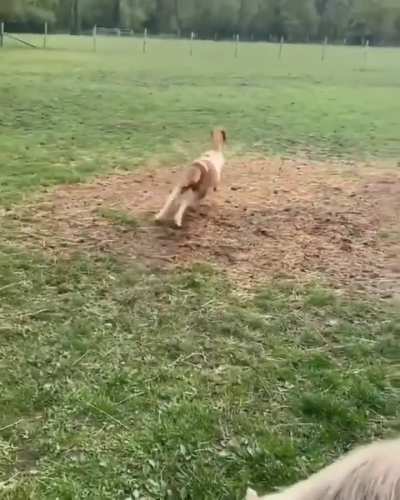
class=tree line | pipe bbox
[2,0,400,44]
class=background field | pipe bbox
[1,35,400,203]
[0,37,399,499]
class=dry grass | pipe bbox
[9,158,400,298]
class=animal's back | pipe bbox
[200,150,225,178]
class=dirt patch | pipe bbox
[9,158,400,296]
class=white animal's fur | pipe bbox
[155,128,226,227]
[245,438,400,500]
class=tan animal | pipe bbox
[155,128,226,227]
[245,438,400,500]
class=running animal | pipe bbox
[155,128,226,227]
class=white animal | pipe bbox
[155,128,226,227]
[245,438,400,500]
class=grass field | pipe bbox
[0,36,399,499]
[1,35,400,203]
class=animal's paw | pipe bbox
[174,218,183,228]
[155,213,165,223]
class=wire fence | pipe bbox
[1,22,400,67]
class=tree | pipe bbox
[318,0,352,40]
[0,0,24,21]
[285,0,319,40]
[118,0,156,30]
[70,0,81,34]
[0,0,58,22]
[3,0,400,44]
[112,0,121,27]
[237,0,260,37]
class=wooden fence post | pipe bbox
[0,22,4,48]
[364,39,369,67]
[190,31,194,56]
[43,21,48,49]
[279,36,284,59]
[93,25,97,52]
[321,36,328,61]
[143,27,147,54]
[234,33,239,58]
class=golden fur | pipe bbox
[245,438,400,500]
[155,128,226,227]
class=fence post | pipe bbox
[321,36,328,61]
[143,27,147,54]
[278,36,284,59]
[363,39,369,67]
[190,31,194,56]
[234,34,239,58]
[43,21,48,49]
[93,25,97,52]
[0,22,4,48]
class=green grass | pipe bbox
[0,36,399,499]
[98,207,141,228]
[0,248,398,499]
[1,36,400,204]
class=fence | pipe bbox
[0,21,43,48]
[0,21,395,68]
[96,27,134,37]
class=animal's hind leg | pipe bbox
[174,199,190,228]
[174,191,196,228]
[155,187,179,221]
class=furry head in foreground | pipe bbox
[246,438,400,500]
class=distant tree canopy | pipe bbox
[1,0,400,43]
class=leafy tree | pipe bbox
[70,0,81,34]
[2,0,400,44]
[0,0,58,22]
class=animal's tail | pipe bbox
[212,128,227,151]
[180,160,210,194]
[192,159,210,178]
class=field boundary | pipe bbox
[5,32,39,48]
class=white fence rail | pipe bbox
[96,27,135,37]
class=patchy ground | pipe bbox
[9,158,400,296]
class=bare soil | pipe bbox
[11,158,400,296]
